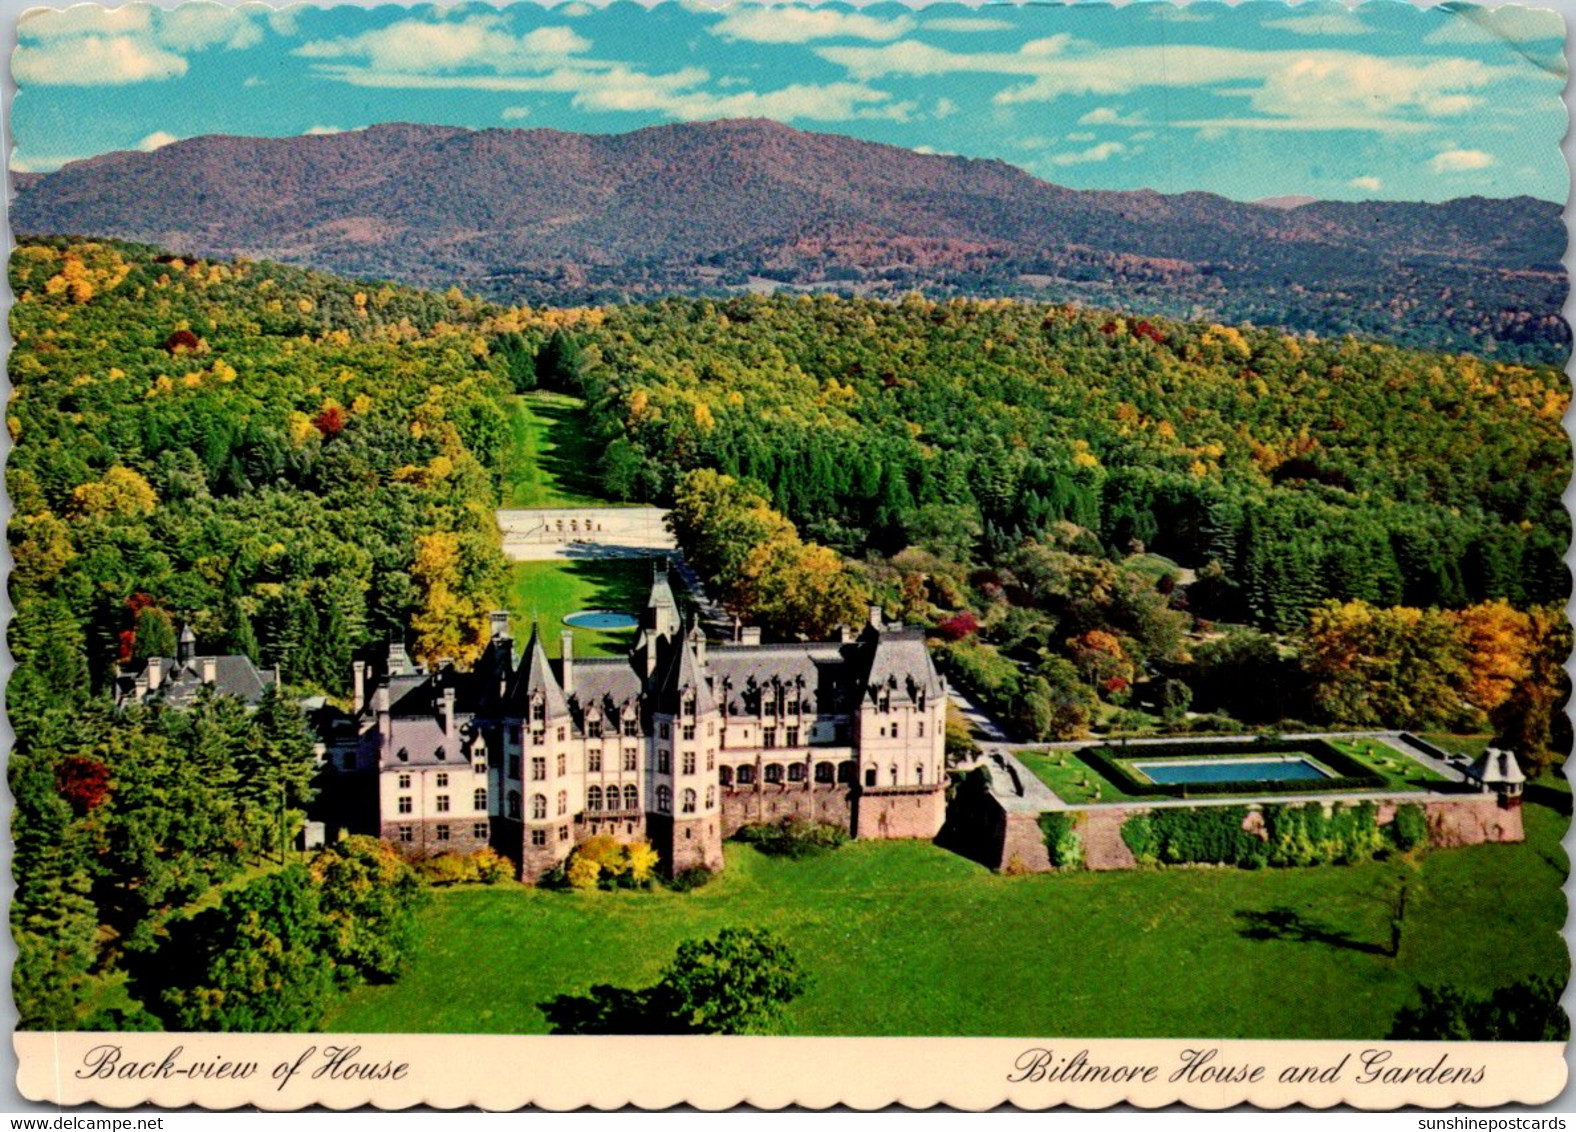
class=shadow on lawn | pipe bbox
[532,397,609,503]
[1235,908,1394,957]
[539,984,686,1035]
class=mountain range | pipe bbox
[12,118,1568,360]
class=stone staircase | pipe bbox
[1080,809,1138,871]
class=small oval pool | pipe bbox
[563,610,639,631]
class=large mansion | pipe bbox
[337,565,949,881]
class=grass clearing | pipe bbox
[499,392,613,508]
[507,559,651,657]
[324,791,1569,1039]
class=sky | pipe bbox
[8,0,1569,203]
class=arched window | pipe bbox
[719,765,734,786]
[657,785,672,813]
[705,786,716,808]
[587,785,603,811]
[682,788,697,814]
[889,765,899,786]
[815,762,834,784]
[624,784,639,810]
[787,763,806,783]
[916,764,925,785]
[556,790,568,816]
[531,793,546,820]
[508,790,521,820]
[474,788,487,811]
[765,764,784,785]
[736,765,755,786]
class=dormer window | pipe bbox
[532,701,546,723]
[435,746,446,761]
[396,747,409,762]
[682,697,695,717]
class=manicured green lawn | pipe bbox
[506,559,651,657]
[324,792,1569,1038]
[1420,733,1494,759]
[1018,749,1130,803]
[499,392,614,508]
[1329,738,1449,790]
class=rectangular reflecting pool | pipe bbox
[1130,756,1333,786]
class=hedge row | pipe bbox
[1082,739,1386,798]
[1037,812,1083,869]
[1119,800,1429,868]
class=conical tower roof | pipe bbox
[656,632,716,716]
[510,622,570,720]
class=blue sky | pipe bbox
[10,1,1568,202]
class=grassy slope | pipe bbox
[325,791,1569,1038]
[499,392,614,509]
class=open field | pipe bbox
[325,786,1569,1038]
[506,559,650,657]
[499,393,613,509]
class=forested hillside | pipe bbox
[9,239,1569,1028]
[564,293,1570,749]
[13,120,1568,361]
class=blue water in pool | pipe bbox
[1131,757,1332,786]
[563,610,639,630]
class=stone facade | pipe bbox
[347,565,949,881]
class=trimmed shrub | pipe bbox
[1120,812,1159,865]
[1037,812,1083,869]
[735,818,850,859]
[1390,802,1429,851]
[668,866,715,892]
[415,847,514,886]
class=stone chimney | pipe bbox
[146,656,164,691]
[868,604,883,630]
[352,659,366,711]
[440,684,456,736]
[560,630,575,696]
[199,656,217,685]
[740,626,762,646]
[490,610,511,640]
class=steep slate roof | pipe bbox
[655,635,717,715]
[705,641,849,715]
[509,623,570,720]
[862,626,944,704]
[116,653,278,707]
[569,658,644,721]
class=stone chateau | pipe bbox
[341,564,949,881]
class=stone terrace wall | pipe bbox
[969,793,1524,873]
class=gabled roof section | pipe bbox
[510,622,570,720]
[656,634,716,716]
[861,626,943,704]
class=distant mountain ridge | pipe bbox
[12,119,1568,360]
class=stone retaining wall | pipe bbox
[970,794,1524,873]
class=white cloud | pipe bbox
[820,38,1506,135]
[16,3,279,87]
[1048,141,1126,166]
[501,106,533,121]
[19,6,151,39]
[302,125,342,136]
[137,130,180,151]
[922,17,1015,33]
[1079,106,1147,127]
[1348,175,1383,191]
[1262,10,1371,37]
[1424,5,1564,46]
[934,96,957,118]
[160,5,265,52]
[575,76,917,123]
[243,75,266,87]
[1428,147,1495,172]
[15,35,188,85]
[710,8,915,44]
[1064,131,1096,142]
